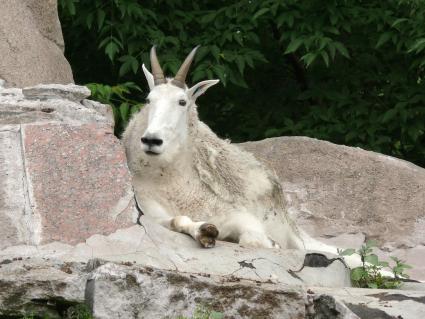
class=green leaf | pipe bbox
[85,12,94,29]
[119,62,130,77]
[408,38,425,53]
[328,43,336,60]
[252,8,269,20]
[131,58,139,74]
[340,248,356,256]
[201,12,216,24]
[120,103,130,122]
[318,37,330,50]
[321,51,329,67]
[213,64,227,85]
[65,0,76,15]
[376,32,392,48]
[334,42,350,58]
[391,18,408,28]
[236,57,245,75]
[192,69,206,83]
[301,52,316,67]
[210,311,224,319]
[326,26,340,35]
[97,10,106,29]
[285,38,304,54]
[287,15,294,27]
[105,41,120,61]
[400,263,413,269]
[130,104,143,116]
[365,240,378,248]
[367,282,378,289]
[351,267,366,281]
[364,254,379,266]
[211,45,220,60]
[382,108,398,123]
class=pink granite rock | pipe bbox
[23,123,135,245]
[0,84,135,247]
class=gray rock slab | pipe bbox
[0,0,74,87]
[240,136,425,280]
[1,258,422,319]
[0,125,32,249]
[22,84,91,102]
[87,262,306,319]
[0,258,87,318]
[313,287,425,319]
[0,85,113,126]
[0,216,351,289]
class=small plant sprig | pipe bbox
[338,240,412,289]
[176,305,224,319]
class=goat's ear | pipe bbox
[142,64,155,91]
[188,79,219,101]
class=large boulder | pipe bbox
[0,84,135,248]
[241,137,425,279]
[0,0,74,87]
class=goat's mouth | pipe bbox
[145,150,160,156]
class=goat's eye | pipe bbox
[179,99,187,106]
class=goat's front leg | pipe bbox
[137,198,219,247]
[168,216,219,248]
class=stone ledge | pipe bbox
[1,258,423,319]
[22,84,90,102]
[0,84,113,126]
[0,216,352,289]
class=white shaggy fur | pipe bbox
[123,61,364,269]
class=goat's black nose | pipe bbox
[141,137,163,147]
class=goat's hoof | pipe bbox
[197,223,219,248]
[270,238,281,249]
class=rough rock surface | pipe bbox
[241,137,425,280]
[1,258,424,319]
[0,0,74,87]
[0,84,134,247]
[87,262,306,319]
[0,258,87,318]
[313,287,425,319]
[0,216,351,289]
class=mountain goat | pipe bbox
[123,46,356,266]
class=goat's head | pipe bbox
[140,46,219,161]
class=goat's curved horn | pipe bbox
[171,46,200,88]
[150,46,166,85]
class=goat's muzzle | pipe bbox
[141,137,163,147]
[141,135,163,155]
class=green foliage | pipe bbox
[339,240,412,289]
[86,82,144,135]
[20,304,92,319]
[58,0,425,167]
[176,305,224,319]
[63,304,93,319]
